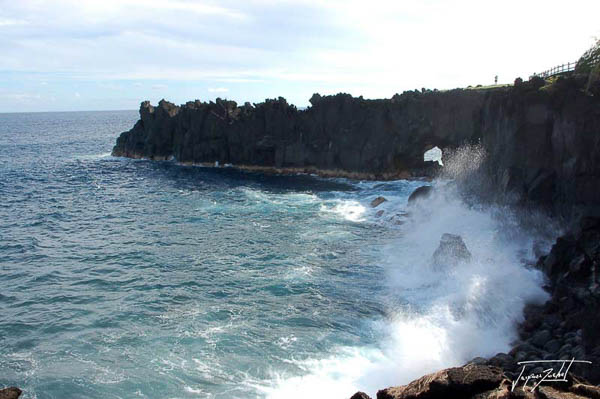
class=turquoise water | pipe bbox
[2,111,450,398]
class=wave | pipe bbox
[255,179,552,398]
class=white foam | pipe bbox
[75,152,113,160]
[320,200,367,222]
[258,179,552,398]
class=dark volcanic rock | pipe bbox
[376,364,504,399]
[515,218,600,384]
[0,387,22,399]
[478,76,600,217]
[113,77,600,217]
[350,392,373,399]
[432,233,472,269]
[371,196,387,208]
[113,90,487,180]
[407,186,433,204]
[375,363,600,399]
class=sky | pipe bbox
[1,0,599,112]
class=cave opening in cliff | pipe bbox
[424,146,443,166]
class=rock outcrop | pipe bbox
[113,90,485,180]
[477,76,600,218]
[432,233,472,268]
[113,75,600,217]
[371,196,388,208]
[511,217,600,383]
[0,387,22,399]
[377,364,504,399]
[350,363,600,399]
[407,185,433,205]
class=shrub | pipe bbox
[575,38,600,90]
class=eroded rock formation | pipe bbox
[113,90,485,180]
[432,233,472,269]
[353,363,600,399]
[113,75,600,217]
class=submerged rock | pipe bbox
[371,196,387,208]
[407,185,433,204]
[432,233,472,269]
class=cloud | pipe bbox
[0,17,27,26]
[0,91,42,103]
[207,87,229,93]
[0,0,599,111]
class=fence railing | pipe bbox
[530,54,600,80]
[530,61,577,79]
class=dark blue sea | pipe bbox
[0,111,549,398]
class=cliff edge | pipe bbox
[113,75,600,218]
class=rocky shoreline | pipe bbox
[113,74,600,218]
[345,215,600,399]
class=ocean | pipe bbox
[0,111,550,398]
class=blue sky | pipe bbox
[1,0,599,112]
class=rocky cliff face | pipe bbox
[113,90,486,179]
[113,76,600,217]
[478,76,600,218]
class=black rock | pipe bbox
[350,392,372,399]
[113,77,600,217]
[432,233,472,269]
[371,197,387,208]
[530,330,552,347]
[0,387,22,399]
[407,186,433,204]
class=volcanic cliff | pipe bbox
[113,75,600,219]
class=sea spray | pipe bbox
[260,147,556,398]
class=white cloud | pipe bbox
[208,87,229,93]
[0,91,42,102]
[0,17,27,26]
[0,0,599,111]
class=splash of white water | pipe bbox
[257,178,551,399]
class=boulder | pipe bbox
[432,233,472,268]
[407,186,433,204]
[0,387,22,399]
[374,362,600,398]
[350,392,372,399]
[371,197,387,208]
[376,364,504,399]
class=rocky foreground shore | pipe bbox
[345,213,600,399]
[353,363,600,399]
